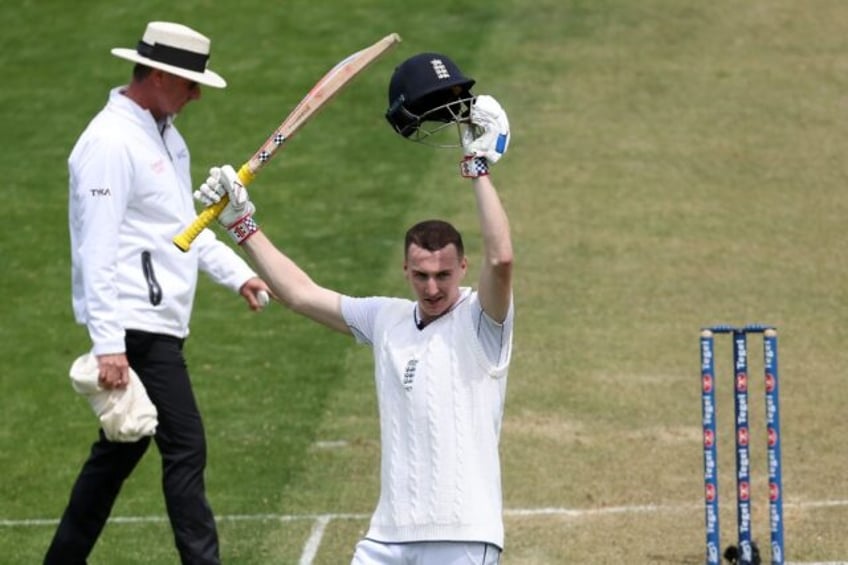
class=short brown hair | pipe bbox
[404,219,464,259]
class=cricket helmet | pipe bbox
[385,52,476,142]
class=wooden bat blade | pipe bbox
[173,32,402,252]
[242,32,401,179]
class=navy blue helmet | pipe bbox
[386,53,475,139]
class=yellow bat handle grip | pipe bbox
[172,164,256,252]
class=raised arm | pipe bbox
[194,166,351,335]
[461,95,513,322]
[472,175,513,322]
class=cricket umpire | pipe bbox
[45,21,269,564]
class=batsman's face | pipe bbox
[404,243,467,322]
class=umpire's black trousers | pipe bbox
[44,330,220,564]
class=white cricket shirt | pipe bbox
[341,288,514,549]
[69,87,256,354]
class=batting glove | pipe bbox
[459,95,510,178]
[194,165,258,244]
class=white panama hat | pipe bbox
[111,21,226,88]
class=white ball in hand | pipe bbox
[257,290,270,308]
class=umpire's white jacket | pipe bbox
[69,87,256,355]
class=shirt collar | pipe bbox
[414,287,472,330]
[107,86,175,133]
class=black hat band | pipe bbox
[136,40,208,72]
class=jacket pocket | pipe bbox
[140,251,163,306]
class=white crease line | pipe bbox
[0,500,848,528]
[4,504,847,565]
[505,503,694,517]
[313,440,349,449]
[0,512,369,528]
[3,499,848,528]
[299,515,332,565]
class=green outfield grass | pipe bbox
[2,0,848,563]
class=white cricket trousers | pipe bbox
[351,539,501,565]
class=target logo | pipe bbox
[704,429,715,447]
[702,374,713,393]
[739,481,750,501]
[768,427,778,446]
[706,483,717,502]
[765,372,776,392]
[738,427,749,446]
[735,372,748,392]
[769,482,780,501]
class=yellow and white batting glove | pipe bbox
[460,95,510,178]
[194,165,258,244]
